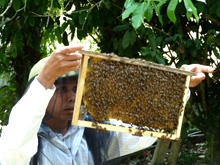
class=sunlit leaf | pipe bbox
[131,2,146,30]
[154,0,168,25]
[157,0,168,10]
[196,0,206,3]
[122,3,138,20]
[145,1,153,22]
[124,0,135,9]
[167,0,178,23]
[183,0,199,22]
[186,10,192,20]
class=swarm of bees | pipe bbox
[82,57,187,134]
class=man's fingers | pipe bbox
[191,73,205,81]
[200,66,215,73]
[66,53,82,61]
[189,74,206,87]
[66,59,81,68]
[180,64,194,71]
[181,64,214,73]
[55,45,84,55]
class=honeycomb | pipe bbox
[82,57,187,133]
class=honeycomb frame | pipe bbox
[72,50,196,140]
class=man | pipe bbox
[0,45,214,165]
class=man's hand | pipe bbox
[37,45,84,89]
[181,64,215,87]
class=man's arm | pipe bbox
[0,78,55,165]
[0,45,83,165]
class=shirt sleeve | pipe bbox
[107,89,190,160]
[0,77,55,165]
[106,120,157,160]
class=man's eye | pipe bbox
[58,87,66,91]
[73,87,77,93]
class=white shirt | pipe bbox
[0,77,157,165]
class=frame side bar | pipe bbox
[72,55,89,125]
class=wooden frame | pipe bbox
[72,50,196,140]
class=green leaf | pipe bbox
[130,30,137,46]
[67,20,75,26]
[13,0,21,11]
[13,31,23,43]
[113,25,129,31]
[156,55,166,64]
[0,0,6,7]
[144,1,153,22]
[157,0,168,8]
[79,11,87,25]
[103,0,111,9]
[122,3,138,20]
[34,0,39,5]
[131,2,146,30]
[0,53,6,63]
[62,31,69,46]
[140,46,151,56]
[167,0,178,23]
[156,36,163,45]
[53,0,61,8]
[12,49,17,58]
[122,31,131,49]
[154,0,168,25]
[113,38,119,50]
[61,22,68,33]
[124,0,135,9]
[148,33,157,50]
[29,15,35,27]
[197,3,204,13]
[183,0,199,22]
[216,4,220,18]
[70,28,75,40]
[55,28,62,43]
[213,47,220,59]
[186,10,192,21]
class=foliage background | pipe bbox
[0,0,220,163]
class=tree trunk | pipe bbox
[208,128,220,164]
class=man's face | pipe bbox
[45,76,77,122]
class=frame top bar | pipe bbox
[78,50,196,77]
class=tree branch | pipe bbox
[0,0,13,17]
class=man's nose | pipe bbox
[67,90,76,102]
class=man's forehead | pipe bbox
[55,76,78,84]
